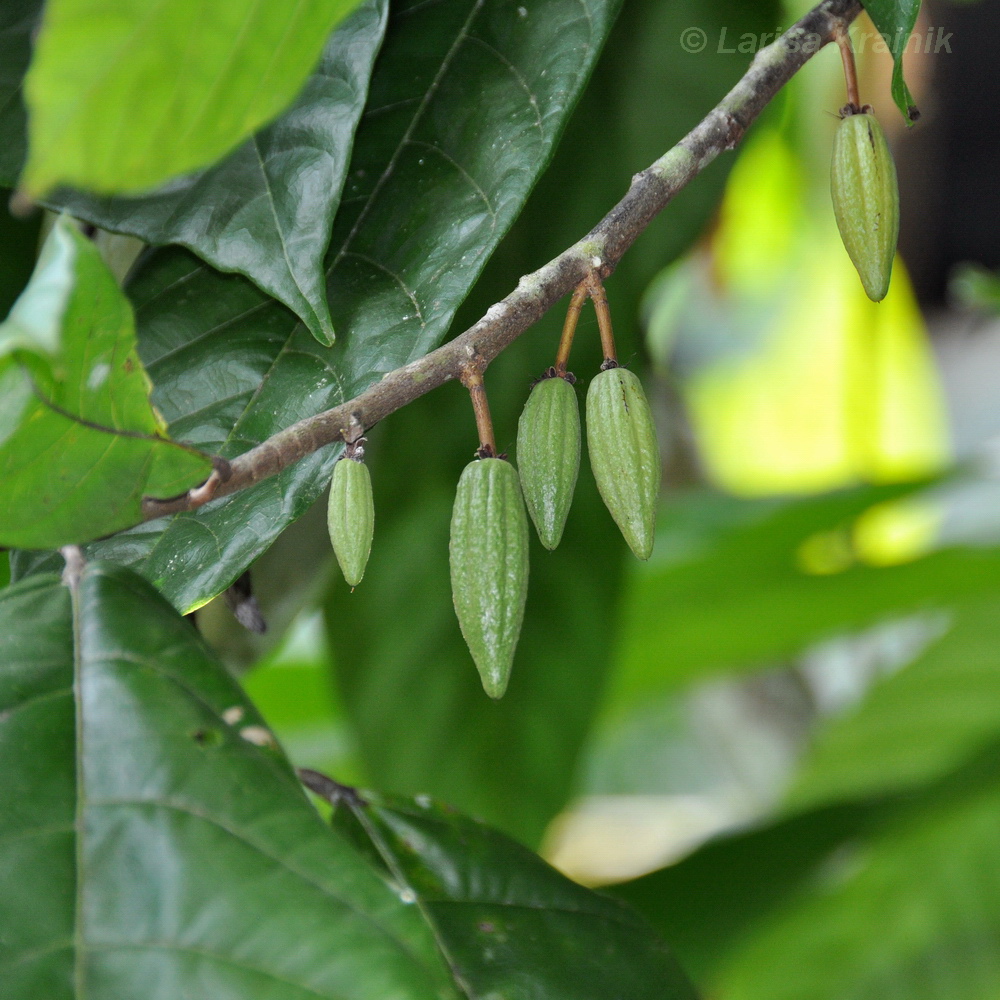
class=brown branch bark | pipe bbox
[143,0,862,522]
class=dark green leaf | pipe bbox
[612,800,889,985]
[606,484,1000,715]
[0,188,42,317]
[0,560,696,997]
[714,752,1000,1000]
[0,217,210,548]
[37,0,621,612]
[615,750,1000,1000]
[328,788,700,1000]
[21,0,366,195]
[46,0,388,346]
[787,599,1000,812]
[0,562,459,999]
[860,0,922,122]
[0,0,38,187]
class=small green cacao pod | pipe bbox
[586,366,659,560]
[516,374,581,550]
[830,111,899,302]
[327,456,374,587]
[449,457,530,699]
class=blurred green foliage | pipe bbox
[9,0,1000,996]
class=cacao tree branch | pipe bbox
[143,0,863,522]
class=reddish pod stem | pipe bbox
[836,28,862,113]
[554,283,589,376]
[587,276,618,367]
[463,369,497,458]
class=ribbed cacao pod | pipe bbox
[831,110,899,302]
[449,457,529,699]
[327,456,374,587]
[586,366,659,560]
[516,374,581,550]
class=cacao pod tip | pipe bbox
[480,666,510,700]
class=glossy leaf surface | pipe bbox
[0,562,458,999]
[330,789,700,1000]
[0,560,694,998]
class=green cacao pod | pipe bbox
[327,456,374,587]
[586,366,659,560]
[830,111,899,302]
[449,457,530,699]
[516,374,581,550]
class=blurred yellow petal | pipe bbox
[715,130,803,299]
[680,124,948,496]
[853,498,941,567]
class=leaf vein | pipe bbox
[340,251,426,328]
[88,797,438,978]
[86,941,351,1000]
[404,139,498,223]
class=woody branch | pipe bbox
[143,0,863,522]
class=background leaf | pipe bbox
[0,0,37,186]
[0,190,41,316]
[714,752,1000,1000]
[44,0,389,346]
[21,0,623,612]
[605,483,1000,715]
[612,749,1000,1000]
[0,217,210,548]
[612,800,889,985]
[859,0,922,122]
[0,561,694,998]
[787,599,1000,812]
[21,0,366,196]
[328,787,699,1000]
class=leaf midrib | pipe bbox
[252,134,319,331]
[70,571,86,999]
